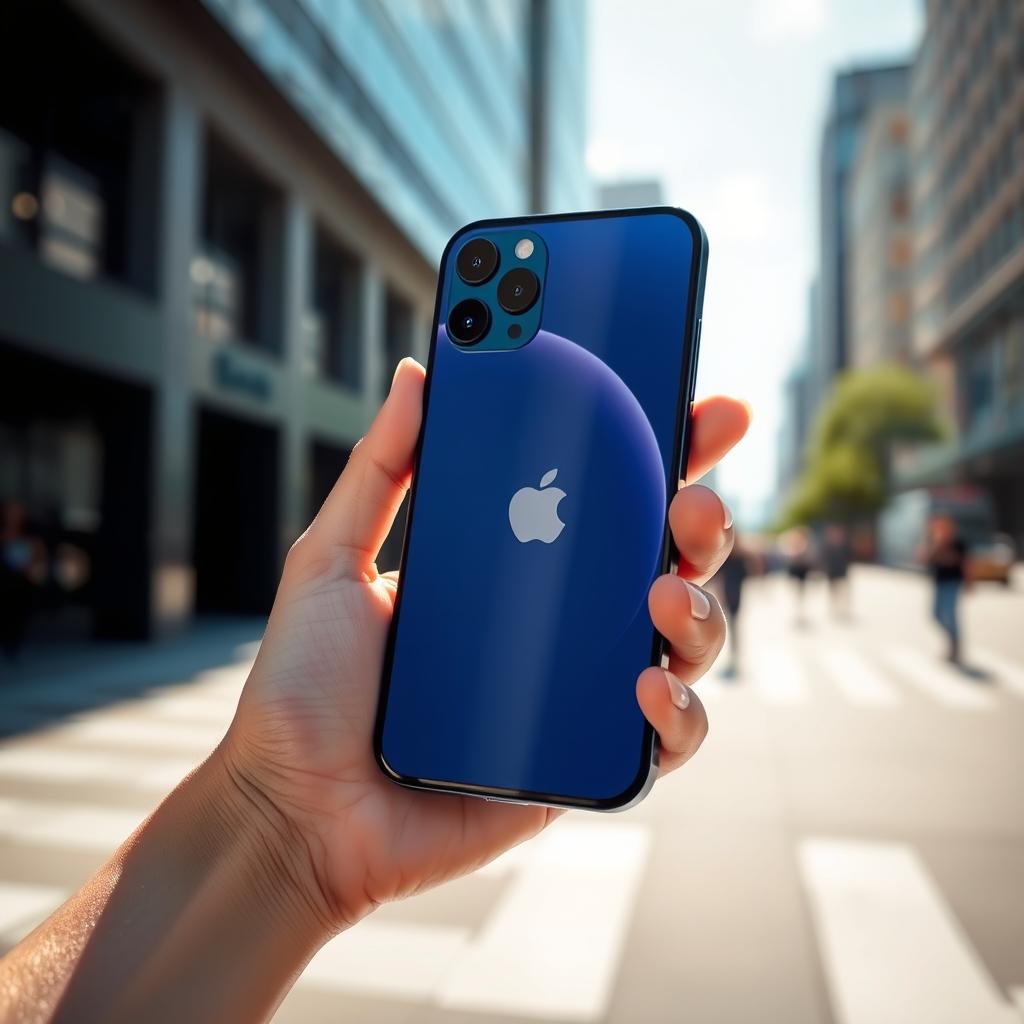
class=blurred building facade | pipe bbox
[776,281,818,504]
[596,180,665,210]
[784,3,1024,548]
[0,0,589,641]
[900,0,1024,546]
[848,102,913,368]
[808,64,911,421]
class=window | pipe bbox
[195,133,283,351]
[382,289,414,397]
[0,0,160,294]
[308,227,363,387]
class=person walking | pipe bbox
[822,523,852,620]
[715,536,751,678]
[782,526,815,626]
[0,500,42,660]
[924,515,969,664]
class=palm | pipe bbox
[235,559,552,921]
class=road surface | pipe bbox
[1,567,1023,1023]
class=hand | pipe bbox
[223,359,750,931]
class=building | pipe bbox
[777,364,810,500]
[900,0,1024,546]
[0,0,588,641]
[596,180,665,210]
[776,281,819,511]
[848,102,913,368]
[808,64,911,420]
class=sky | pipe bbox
[587,0,923,525]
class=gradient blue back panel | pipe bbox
[379,211,700,805]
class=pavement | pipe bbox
[1,566,1023,1024]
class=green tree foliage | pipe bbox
[782,364,944,526]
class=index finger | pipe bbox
[684,396,751,484]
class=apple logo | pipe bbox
[508,468,567,544]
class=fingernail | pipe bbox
[665,669,690,710]
[721,497,734,530]
[686,581,711,620]
[391,358,406,389]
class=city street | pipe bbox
[1,566,1023,1024]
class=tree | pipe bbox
[781,364,944,527]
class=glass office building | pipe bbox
[201,0,589,260]
[0,0,589,641]
[807,64,911,422]
[902,0,1024,546]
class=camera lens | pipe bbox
[455,238,499,285]
[447,298,491,345]
[497,268,540,315]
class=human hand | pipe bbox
[222,358,750,933]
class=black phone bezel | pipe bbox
[372,205,709,812]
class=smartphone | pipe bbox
[374,208,707,811]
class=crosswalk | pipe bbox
[701,636,1024,713]
[799,838,1021,1024]
[1,616,1023,1023]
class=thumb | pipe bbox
[302,357,425,573]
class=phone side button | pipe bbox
[688,318,702,401]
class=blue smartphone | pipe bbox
[374,207,707,811]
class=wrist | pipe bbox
[200,738,339,945]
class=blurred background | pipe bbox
[1,0,1023,1022]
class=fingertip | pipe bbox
[390,356,426,394]
[636,665,708,774]
[636,665,670,717]
[686,395,752,483]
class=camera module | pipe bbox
[455,238,499,285]
[447,297,491,345]
[496,268,540,315]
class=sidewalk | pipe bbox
[0,617,265,738]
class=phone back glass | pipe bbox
[376,210,704,809]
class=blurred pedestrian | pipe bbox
[822,523,852,619]
[0,499,42,660]
[715,536,751,678]
[924,515,969,664]
[781,526,815,626]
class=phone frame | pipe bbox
[373,206,708,812]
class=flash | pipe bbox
[514,238,534,260]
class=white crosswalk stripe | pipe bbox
[753,644,810,704]
[299,822,651,1021]
[799,838,1020,1024]
[0,797,146,853]
[0,882,69,945]
[51,715,224,752]
[815,644,903,708]
[880,645,998,710]
[0,745,203,789]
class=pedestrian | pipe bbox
[782,526,815,626]
[0,363,750,1021]
[924,514,969,664]
[714,534,751,678]
[822,522,852,619]
[0,499,43,660]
